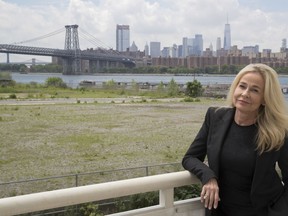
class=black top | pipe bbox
[218,120,258,216]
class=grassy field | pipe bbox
[0,95,225,197]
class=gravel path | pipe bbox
[0,97,183,105]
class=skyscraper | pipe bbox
[194,34,203,56]
[150,42,161,57]
[187,38,194,56]
[144,42,149,56]
[182,35,203,57]
[116,24,130,52]
[216,37,221,51]
[182,37,188,57]
[223,21,231,50]
[282,39,287,48]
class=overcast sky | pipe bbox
[0,0,288,62]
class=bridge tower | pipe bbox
[6,53,10,64]
[63,25,81,74]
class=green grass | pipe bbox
[1,101,222,177]
[0,83,187,100]
[0,85,225,197]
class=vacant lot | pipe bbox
[0,98,224,196]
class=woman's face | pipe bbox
[233,72,265,116]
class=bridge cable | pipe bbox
[78,27,122,56]
[11,27,66,45]
[78,27,112,49]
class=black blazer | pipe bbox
[182,107,288,216]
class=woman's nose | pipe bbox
[241,89,249,97]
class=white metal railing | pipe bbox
[0,171,205,216]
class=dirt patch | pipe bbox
[0,98,224,196]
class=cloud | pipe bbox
[0,0,287,62]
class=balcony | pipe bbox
[0,171,205,216]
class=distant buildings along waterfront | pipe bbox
[113,21,288,70]
[50,21,288,73]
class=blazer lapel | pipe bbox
[208,108,235,178]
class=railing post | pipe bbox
[159,188,174,209]
[75,174,78,187]
[146,166,149,176]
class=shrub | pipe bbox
[45,77,67,88]
[174,184,202,201]
[131,79,139,92]
[183,97,194,102]
[0,72,15,87]
[167,78,179,97]
[79,203,104,216]
[9,93,17,99]
[116,192,159,212]
[104,79,116,89]
[185,80,203,97]
[157,81,165,95]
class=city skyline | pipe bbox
[0,0,288,62]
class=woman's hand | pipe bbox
[200,178,220,210]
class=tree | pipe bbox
[0,71,12,80]
[131,79,139,92]
[45,77,67,88]
[167,78,179,96]
[0,71,15,86]
[185,79,203,97]
[157,81,165,95]
[104,79,116,89]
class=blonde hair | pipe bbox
[226,63,288,153]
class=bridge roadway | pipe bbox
[0,44,136,73]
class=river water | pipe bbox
[11,72,236,88]
[11,72,288,88]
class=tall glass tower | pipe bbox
[194,34,203,56]
[116,25,130,52]
[182,37,188,57]
[150,41,161,57]
[223,21,231,50]
[216,37,221,51]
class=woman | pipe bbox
[182,63,288,216]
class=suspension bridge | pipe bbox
[3,58,51,65]
[0,25,136,75]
